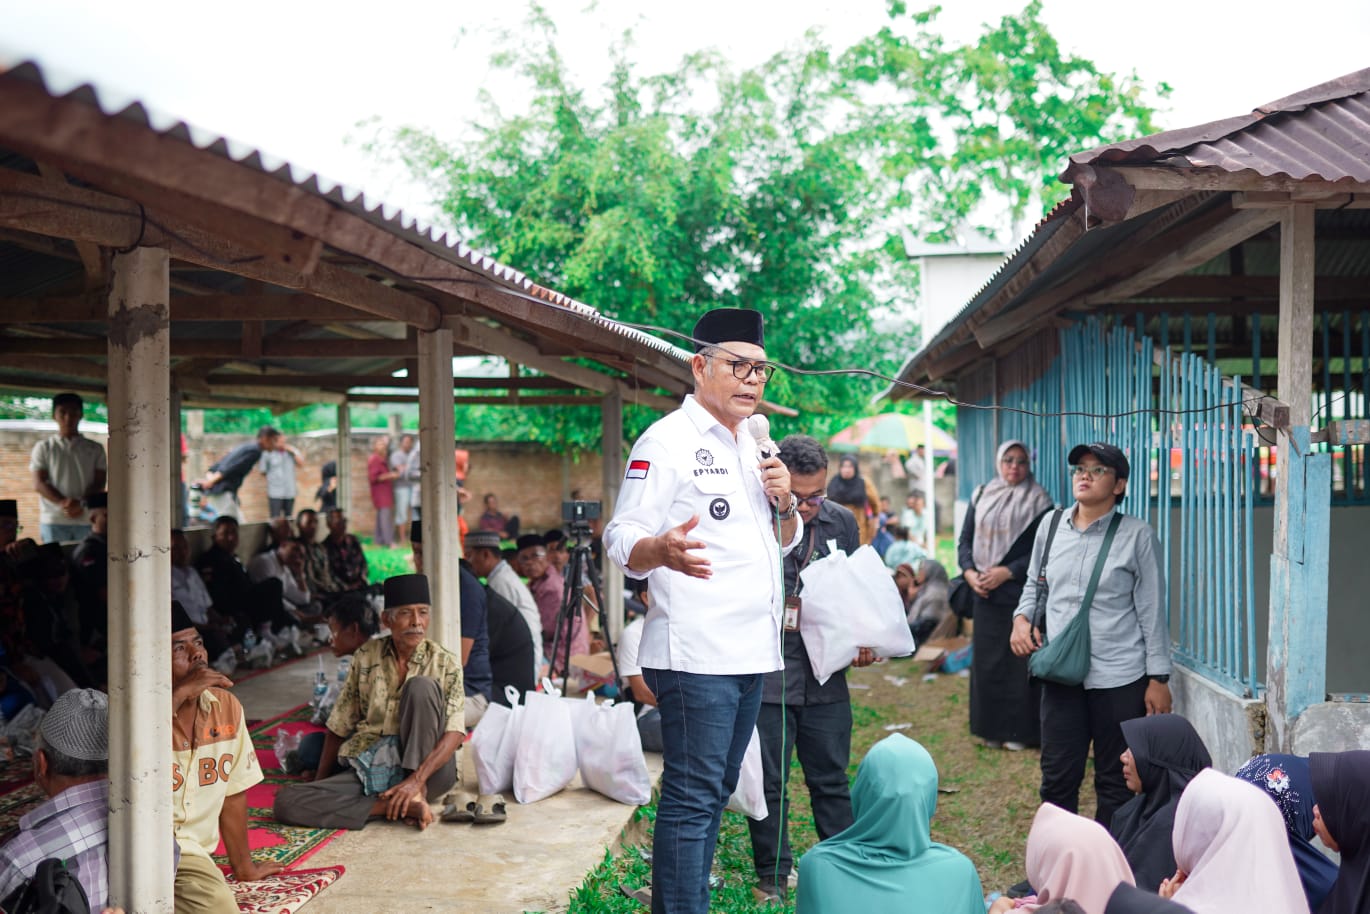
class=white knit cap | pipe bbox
[39,689,109,761]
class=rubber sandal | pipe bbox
[472,793,507,825]
[440,791,477,823]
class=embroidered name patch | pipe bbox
[709,497,730,520]
[626,460,650,480]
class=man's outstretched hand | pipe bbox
[631,515,711,579]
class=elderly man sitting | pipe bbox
[0,688,110,910]
[274,574,464,831]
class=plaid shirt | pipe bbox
[0,779,108,914]
[324,535,368,590]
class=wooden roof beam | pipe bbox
[1107,166,1370,196]
[0,337,419,358]
[208,373,581,390]
[0,168,442,329]
[348,393,607,406]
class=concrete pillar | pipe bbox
[1266,203,1332,751]
[601,389,625,643]
[169,387,183,527]
[336,404,352,518]
[106,247,174,913]
[418,328,461,649]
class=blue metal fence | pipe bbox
[954,317,1262,697]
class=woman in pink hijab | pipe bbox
[990,803,1136,913]
[1161,768,1310,914]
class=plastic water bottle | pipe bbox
[309,657,328,710]
[242,628,258,653]
[336,654,351,685]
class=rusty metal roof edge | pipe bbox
[0,57,692,371]
[880,196,1080,400]
[1063,67,1370,182]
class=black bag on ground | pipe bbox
[1,858,90,914]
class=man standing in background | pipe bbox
[30,392,106,544]
[257,431,303,520]
[390,434,420,544]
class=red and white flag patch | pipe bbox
[625,460,651,480]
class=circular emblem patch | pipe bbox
[695,448,714,466]
[709,497,730,520]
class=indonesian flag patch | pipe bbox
[626,460,651,480]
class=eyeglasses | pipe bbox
[1070,464,1115,480]
[794,491,827,507]
[714,358,774,382]
[1000,456,1029,466]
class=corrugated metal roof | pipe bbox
[0,57,691,365]
[1064,67,1370,184]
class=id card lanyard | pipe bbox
[785,525,820,632]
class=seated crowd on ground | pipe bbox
[5,400,1370,914]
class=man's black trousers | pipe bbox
[1038,674,1148,830]
[748,700,854,882]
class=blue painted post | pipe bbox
[1267,204,1331,751]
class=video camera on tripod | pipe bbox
[561,500,600,537]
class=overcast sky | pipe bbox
[4,0,1368,227]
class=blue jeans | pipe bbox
[40,522,89,544]
[643,668,763,914]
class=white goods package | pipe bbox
[724,726,768,820]
[798,542,916,684]
[571,693,652,806]
[512,679,578,803]
[470,686,521,795]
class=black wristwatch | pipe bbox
[776,493,799,521]
[1149,674,1170,684]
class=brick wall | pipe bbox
[0,423,605,542]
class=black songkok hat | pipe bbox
[515,534,545,553]
[410,520,422,544]
[692,308,764,352]
[171,600,196,633]
[86,492,108,510]
[384,573,431,609]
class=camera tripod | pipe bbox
[548,525,621,695]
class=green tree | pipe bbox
[379,2,1163,449]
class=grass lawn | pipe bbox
[564,653,1100,913]
[360,539,418,582]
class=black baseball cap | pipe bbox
[1068,442,1130,480]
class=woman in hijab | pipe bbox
[899,559,956,643]
[1235,753,1340,911]
[796,733,983,914]
[1105,885,1194,914]
[1310,750,1370,914]
[961,439,1053,749]
[1162,768,1310,914]
[990,803,1135,913]
[828,454,880,544]
[1109,714,1212,891]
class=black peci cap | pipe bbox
[384,573,431,609]
[691,308,764,352]
[1068,442,1130,480]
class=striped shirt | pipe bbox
[0,779,109,913]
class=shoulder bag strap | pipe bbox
[1037,508,1063,582]
[1076,512,1124,621]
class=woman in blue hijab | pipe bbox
[796,734,983,913]
[1234,753,1340,911]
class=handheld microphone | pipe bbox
[746,414,777,462]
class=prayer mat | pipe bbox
[212,705,339,871]
[227,865,344,914]
[0,750,34,794]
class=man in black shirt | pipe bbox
[747,435,874,903]
[196,427,275,521]
[195,516,295,643]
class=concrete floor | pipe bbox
[233,655,661,914]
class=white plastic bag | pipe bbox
[573,694,652,806]
[725,727,768,820]
[470,687,519,795]
[799,542,916,684]
[512,680,577,803]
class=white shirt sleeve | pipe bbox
[604,435,677,581]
